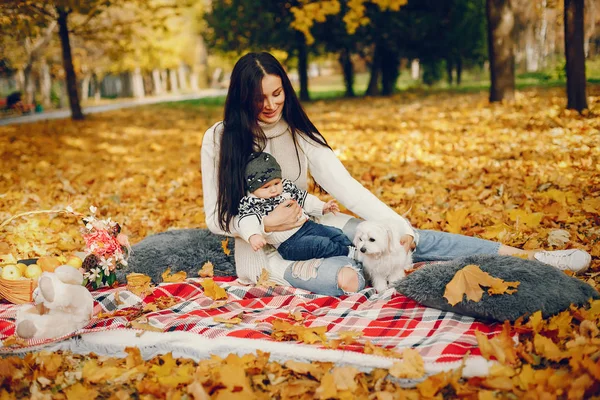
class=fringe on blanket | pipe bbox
[7,330,495,386]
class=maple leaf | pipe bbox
[198,261,214,278]
[285,360,324,378]
[65,382,99,400]
[256,268,277,288]
[126,273,154,298]
[533,334,569,361]
[200,278,228,300]
[389,348,425,379]
[161,267,187,283]
[507,210,544,228]
[213,315,243,328]
[475,322,519,366]
[221,238,231,256]
[445,208,470,234]
[547,229,570,247]
[444,264,520,306]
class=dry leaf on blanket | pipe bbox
[143,296,180,312]
[257,269,277,288]
[198,262,214,278]
[443,264,520,306]
[126,273,154,298]
[221,238,231,256]
[114,289,123,306]
[201,278,228,300]
[364,340,404,358]
[328,331,364,349]
[161,267,187,283]
[130,318,163,333]
[213,315,243,328]
[389,348,425,379]
[271,319,328,345]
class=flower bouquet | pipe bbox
[79,206,130,289]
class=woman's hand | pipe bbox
[263,199,306,232]
[400,234,416,253]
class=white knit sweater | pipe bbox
[201,117,417,285]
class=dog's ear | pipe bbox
[385,223,401,251]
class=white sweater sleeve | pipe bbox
[299,136,418,242]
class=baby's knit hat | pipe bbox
[245,152,282,192]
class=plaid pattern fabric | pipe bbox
[0,275,502,364]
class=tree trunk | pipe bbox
[152,69,164,95]
[132,67,145,98]
[297,38,310,101]
[177,63,188,91]
[486,0,515,102]
[81,73,91,102]
[564,0,588,112]
[525,24,539,72]
[23,62,35,105]
[456,57,463,85]
[56,7,84,120]
[381,52,400,96]
[411,59,420,80]
[339,48,355,98]
[168,69,179,93]
[366,44,381,96]
[446,57,453,85]
[192,35,209,90]
[39,59,51,107]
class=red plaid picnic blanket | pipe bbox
[0,276,502,365]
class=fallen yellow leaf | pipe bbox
[201,278,228,300]
[161,267,187,283]
[444,264,520,306]
[199,261,214,278]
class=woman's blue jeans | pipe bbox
[283,218,500,296]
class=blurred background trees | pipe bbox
[0,0,596,119]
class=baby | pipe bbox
[237,152,357,261]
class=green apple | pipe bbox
[24,264,43,279]
[65,255,83,269]
[16,263,28,275]
[2,265,22,280]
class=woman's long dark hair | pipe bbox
[217,52,331,232]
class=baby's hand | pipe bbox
[323,200,340,215]
[249,234,267,251]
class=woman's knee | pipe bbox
[337,266,360,293]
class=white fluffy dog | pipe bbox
[353,221,413,293]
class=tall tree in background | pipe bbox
[486,0,515,102]
[564,0,588,111]
[206,0,313,101]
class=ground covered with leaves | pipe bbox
[1,87,599,398]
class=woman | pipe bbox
[201,52,591,296]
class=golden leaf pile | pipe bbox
[1,87,600,395]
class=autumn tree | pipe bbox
[205,0,314,101]
[486,0,516,102]
[564,0,588,112]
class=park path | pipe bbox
[0,89,227,126]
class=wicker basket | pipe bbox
[0,209,82,305]
[0,276,38,304]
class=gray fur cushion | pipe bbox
[117,229,236,284]
[395,254,599,322]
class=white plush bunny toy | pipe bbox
[15,265,94,340]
